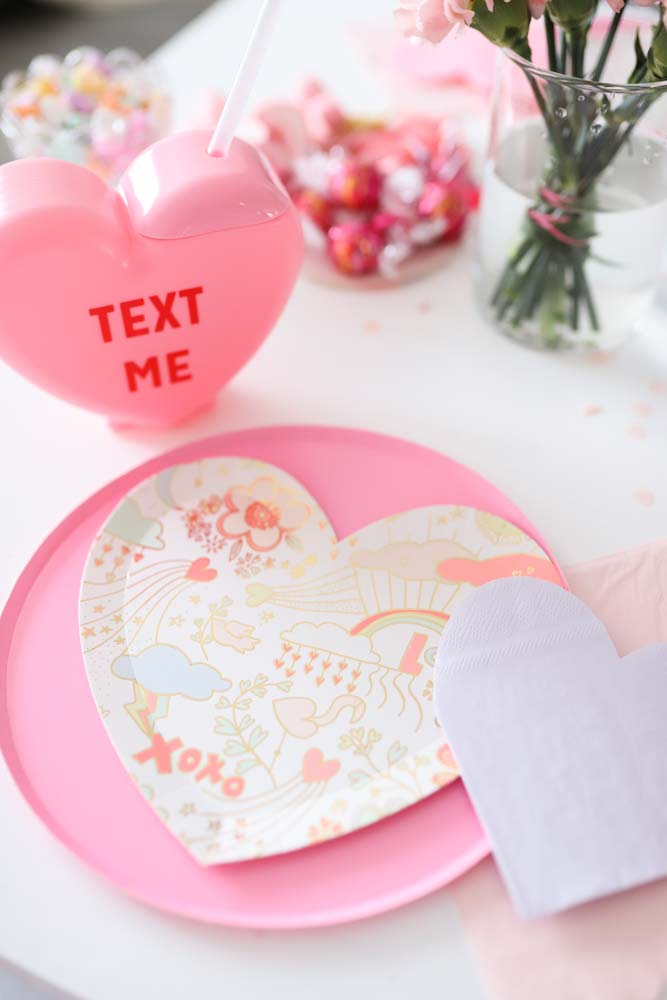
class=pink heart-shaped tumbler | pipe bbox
[0,129,303,426]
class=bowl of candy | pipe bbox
[248,81,478,286]
[0,47,170,186]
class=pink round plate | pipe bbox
[0,426,559,928]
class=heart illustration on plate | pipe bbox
[185,558,218,583]
[435,577,667,918]
[0,130,302,426]
[80,457,559,864]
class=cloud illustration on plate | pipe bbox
[104,497,165,550]
[112,644,231,699]
[351,538,472,580]
[280,622,380,664]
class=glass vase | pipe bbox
[476,44,667,351]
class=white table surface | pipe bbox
[1,1,667,996]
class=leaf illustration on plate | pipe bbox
[248,725,268,749]
[215,717,237,736]
[229,539,243,562]
[387,741,408,766]
[236,758,260,775]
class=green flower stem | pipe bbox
[560,30,568,73]
[570,263,580,329]
[491,236,532,309]
[590,5,625,82]
[568,25,587,77]
[574,252,600,329]
[545,11,558,71]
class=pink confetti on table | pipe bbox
[634,401,653,418]
[363,320,381,333]
[628,425,648,439]
[586,351,616,366]
[649,381,667,396]
[583,404,603,417]
[418,301,433,315]
[633,489,655,507]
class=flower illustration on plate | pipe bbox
[217,476,310,552]
[433,743,459,787]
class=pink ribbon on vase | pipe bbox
[528,187,588,247]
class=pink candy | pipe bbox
[252,83,477,282]
[0,46,170,184]
[328,159,382,211]
[327,222,383,276]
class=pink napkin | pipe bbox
[449,541,667,1000]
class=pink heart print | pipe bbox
[0,130,303,426]
[185,558,218,583]
[302,748,341,783]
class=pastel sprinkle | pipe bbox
[586,351,616,366]
[633,490,655,507]
[628,424,647,439]
[583,404,603,416]
[649,381,667,396]
[634,401,653,418]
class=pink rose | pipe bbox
[394,0,456,42]
[443,0,476,26]
[394,0,503,40]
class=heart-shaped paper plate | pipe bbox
[80,457,561,864]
